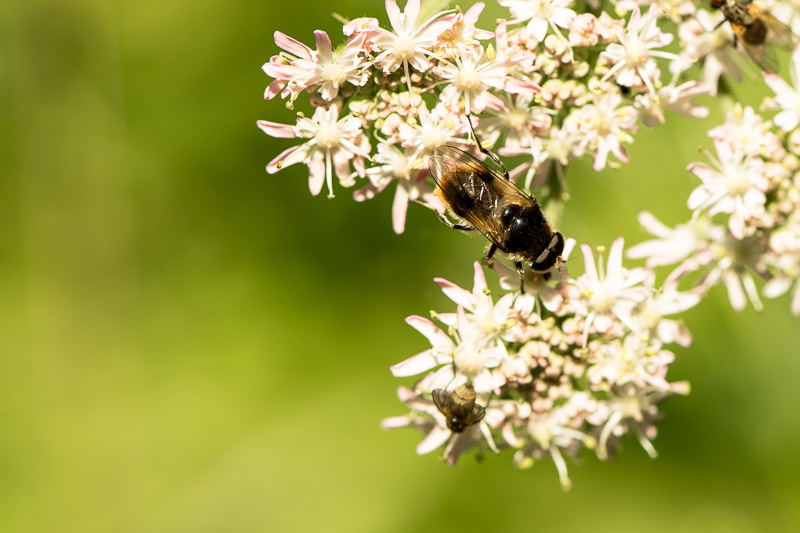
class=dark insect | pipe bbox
[428,119,564,292]
[711,0,793,71]
[432,382,486,433]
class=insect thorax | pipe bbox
[500,203,550,255]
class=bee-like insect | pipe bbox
[428,119,564,292]
[432,382,486,433]
[711,0,793,71]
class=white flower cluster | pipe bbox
[383,239,695,490]
[259,0,800,489]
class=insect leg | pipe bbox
[410,198,475,232]
[515,261,526,294]
[465,114,510,180]
[486,243,498,266]
[436,211,474,232]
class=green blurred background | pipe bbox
[1,0,799,531]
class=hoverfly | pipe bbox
[428,118,564,292]
[432,382,486,433]
[711,0,793,71]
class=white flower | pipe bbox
[257,105,370,198]
[599,4,677,95]
[569,91,637,171]
[500,0,577,43]
[372,0,457,91]
[626,211,700,268]
[434,262,518,344]
[391,308,507,395]
[764,43,800,132]
[595,382,689,460]
[574,238,652,346]
[687,140,770,239]
[434,46,539,115]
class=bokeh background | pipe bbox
[2,0,799,531]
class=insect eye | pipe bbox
[501,204,521,224]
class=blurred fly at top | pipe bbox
[711,0,793,71]
[432,382,485,433]
[428,117,564,293]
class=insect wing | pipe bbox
[732,22,775,70]
[734,6,793,71]
[760,11,793,49]
[432,389,457,418]
[467,403,486,426]
[430,146,535,249]
[432,388,470,418]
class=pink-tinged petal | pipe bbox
[385,0,403,34]
[392,183,409,234]
[308,153,325,195]
[727,214,744,240]
[390,350,439,377]
[435,277,473,307]
[405,315,454,347]
[606,237,625,276]
[763,275,791,298]
[266,145,302,174]
[480,423,499,453]
[686,161,715,180]
[416,425,451,455]
[332,150,352,181]
[593,145,608,171]
[615,144,628,164]
[624,266,653,287]
[314,30,333,63]
[791,42,800,86]
[707,195,734,215]
[628,6,642,30]
[264,79,287,100]
[471,370,495,393]
[380,415,411,429]
[416,13,460,40]
[687,186,711,210]
[637,211,672,238]
[343,17,380,36]
[552,7,576,27]
[262,61,308,81]
[456,305,470,333]
[581,244,599,283]
[403,0,421,28]
[763,69,791,96]
[774,110,799,132]
[274,31,313,59]
[723,271,746,311]
[502,421,519,447]
[463,2,485,24]
[504,77,541,94]
[472,261,488,293]
[353,180,389,201]
[791,283,800,315]
[527,17,548,42]
[257,120,297,138]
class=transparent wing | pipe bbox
[755,7,793,49]
[429,146,536,249]
[467,403,486,426]
[432,389,455,417]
